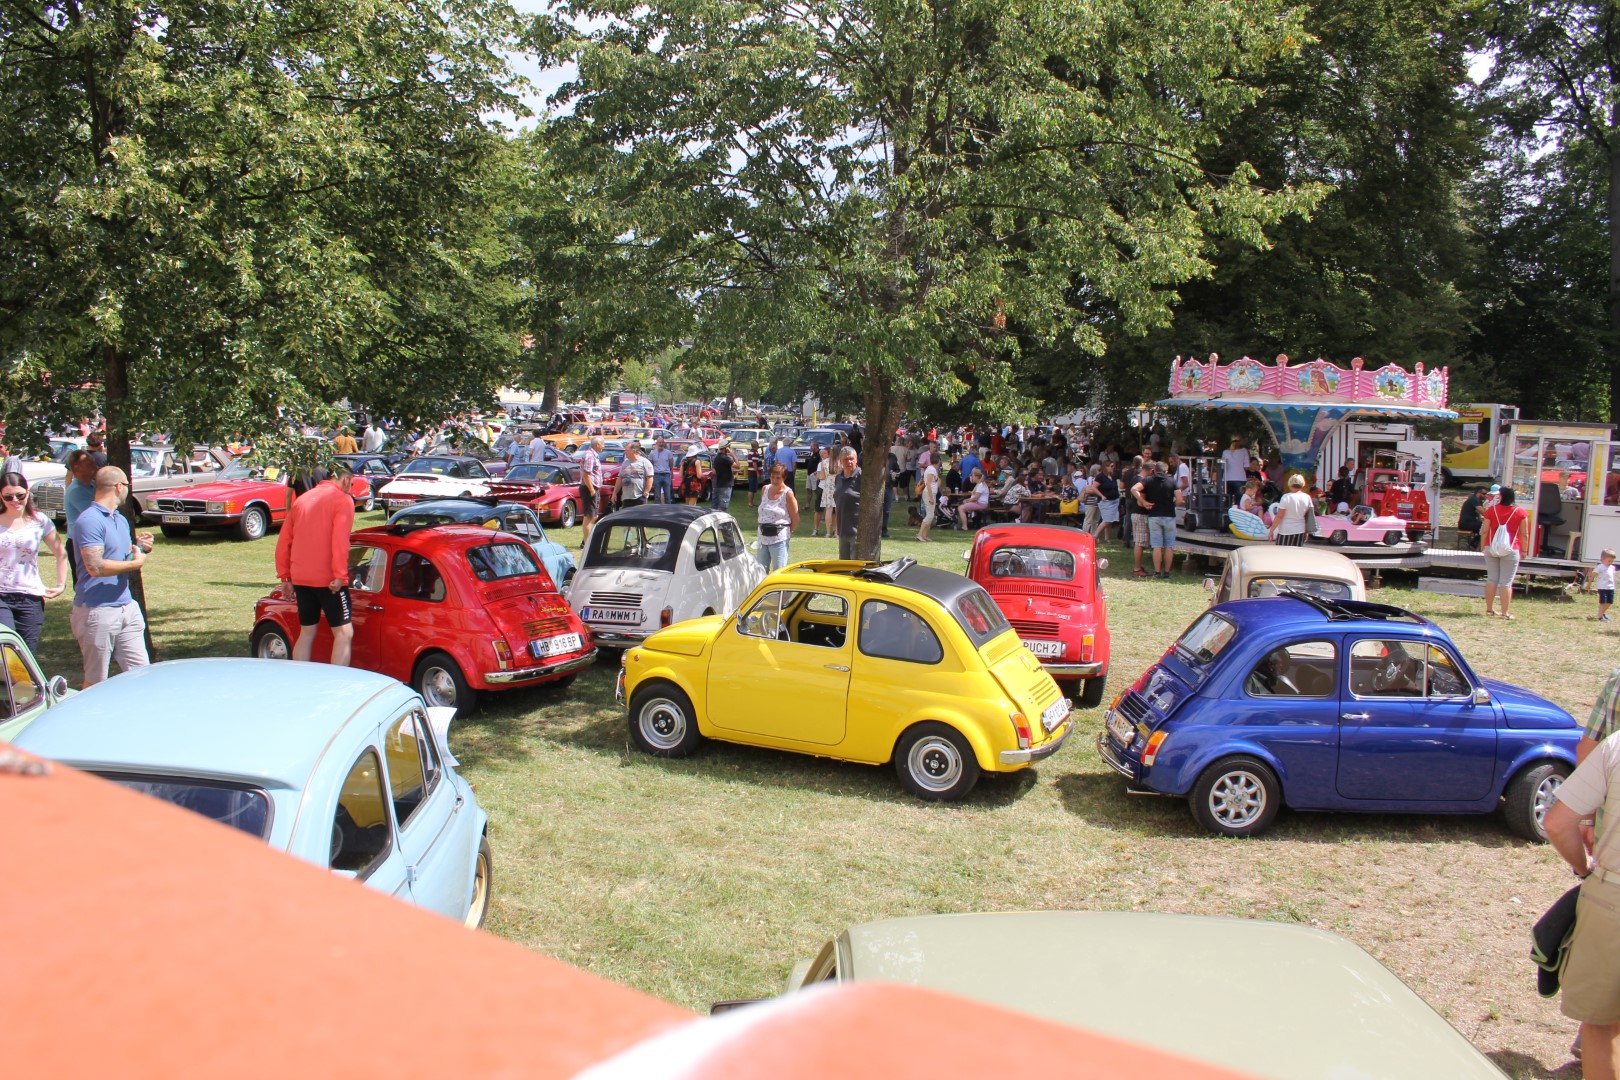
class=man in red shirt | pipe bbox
[274,467,357,665]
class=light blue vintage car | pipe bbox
[0,623,74,743]
[13,658,492,927]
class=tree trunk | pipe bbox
[856,373,907,560]
[1610,133,1620,426]
[542,373,561,414]
[102,344,157,661]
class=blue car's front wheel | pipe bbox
[1191,756,1281,837]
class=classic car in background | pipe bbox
[570,505,762,649]
[619,557,1071,801]
[1097,596,1580,839]
[13,659,493,927]
[337,454,400,510]
[0,624,73,743]
[428,436,509,478]
[499,462,585,529]
[144,463,374,541]
[376,455,498,512]
[966,524,1111,709]
[1205,545,1367,606]
[387,498,576,595]
[34,445,235,523]
[252,524,594,714]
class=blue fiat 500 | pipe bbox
[1097,596,1580,839]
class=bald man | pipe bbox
[70,467,153,685]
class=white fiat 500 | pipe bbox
[569,505,764,648]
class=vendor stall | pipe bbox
[1505,420,1616,559]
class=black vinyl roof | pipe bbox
[598,504,712,528]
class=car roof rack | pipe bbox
[853,557,917,583]
[1273,591,1421,623]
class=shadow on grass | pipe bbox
[455,661,1042,808]
[1053,769,1534,847]
[1486,1050,1580,1079]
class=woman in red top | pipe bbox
[1479,486,1531,619]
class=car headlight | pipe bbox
[207,502,226,514]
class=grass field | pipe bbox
[30,493,1615,1078]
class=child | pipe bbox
[1588,548,1617,622]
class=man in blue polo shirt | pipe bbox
[71,466,153,685]
[647,437,675,504]
[773,438,797,493]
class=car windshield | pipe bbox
[1248,576,1358,602]
[1175,612,1239,665]
[507,464,569,484]
[586,523,678,573]
[988,546,1075,581]
[96,773,272,839]
[953,586,1013,648]
[129,448,162,478]
[400,458,460,476]
[391,507,487,528]
[467,541,541,582]
[567,424,592,435]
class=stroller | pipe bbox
[908,490,960,529]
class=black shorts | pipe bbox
[1601,589,1615,605]
[579,489,599,518]
[293,584,352,628]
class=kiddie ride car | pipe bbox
[1097,595,1579,839]
[1310,504,1413,547]
[964,524,1110,709]
[618,558,1073,801]
[1363,450,1433,540]
[252,523,594,715]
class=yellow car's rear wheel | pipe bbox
[895,722,980,801]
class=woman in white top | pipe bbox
[0,471,69,652]
[807,446,824,535]
[1221,435,1251,501]
[1268,474,1315,548]
[957,468,991,530]
[755,463,800,572]
[915,460,940,542]
[814,446,837,536]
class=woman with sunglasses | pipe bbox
[0,471,68,652]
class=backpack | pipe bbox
[1485,509,1517,558]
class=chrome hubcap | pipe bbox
[908,737,962,791]
[257,633,289,660]
[640,699,687,749]
[1210,771,1265,828]
[1534,775,1563,827]
[421,666,458,707]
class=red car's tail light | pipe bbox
[1141,730,1170,767]
[1081,633,1095,664]
[660,606,673,628]
[492,640,512,669]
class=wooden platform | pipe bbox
[1174,526,1586,580]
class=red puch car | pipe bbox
[250,523,595,715]
[966,523,1111,709]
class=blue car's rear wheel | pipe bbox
[464,836,493,930]
[1191,756,1281,837]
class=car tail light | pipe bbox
[492,639,512,670]
[660,606,673,628]
[1080,633,1095,664]
[1141,730,1170,767]
[1009,711,1031,750]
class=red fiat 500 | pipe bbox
[250,524,594,715]
[966,523,1111,709]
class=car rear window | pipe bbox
[96,773,272,839]
[1247,576,1357,602]
[953,587,1012,647]
[988,546,1075,581]
[467,542,540,582]
[1174,612,1238,666]
[586,523,678,572]
[400,458,457,476]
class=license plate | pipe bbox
[1023,639,1064,659]
[530,632,582,658]
[586,607,643,625]
[1041,697,1071,733]
[1105,710,1136,746]
[161,514,190,524]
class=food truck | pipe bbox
[1443,403,1519,484]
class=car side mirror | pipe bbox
[961,549,970,561]
[48,675,69,698]
[1203,577,1215,592]
[1472,686,1491,706]
[1097,558,1108,571]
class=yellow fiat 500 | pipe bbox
[616,558,1073,800]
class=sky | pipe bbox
[502,0,576,128]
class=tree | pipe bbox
[1,0,526,463]
[549,0,1320,554]
[1481,0,1620,422]
[1074,0,1482,427]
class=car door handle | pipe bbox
[1341,712,1370,721]
[824,664,849,672]
[357,602,383,611]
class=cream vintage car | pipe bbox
[33,444,235,524]
[1205,544,1366,606]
